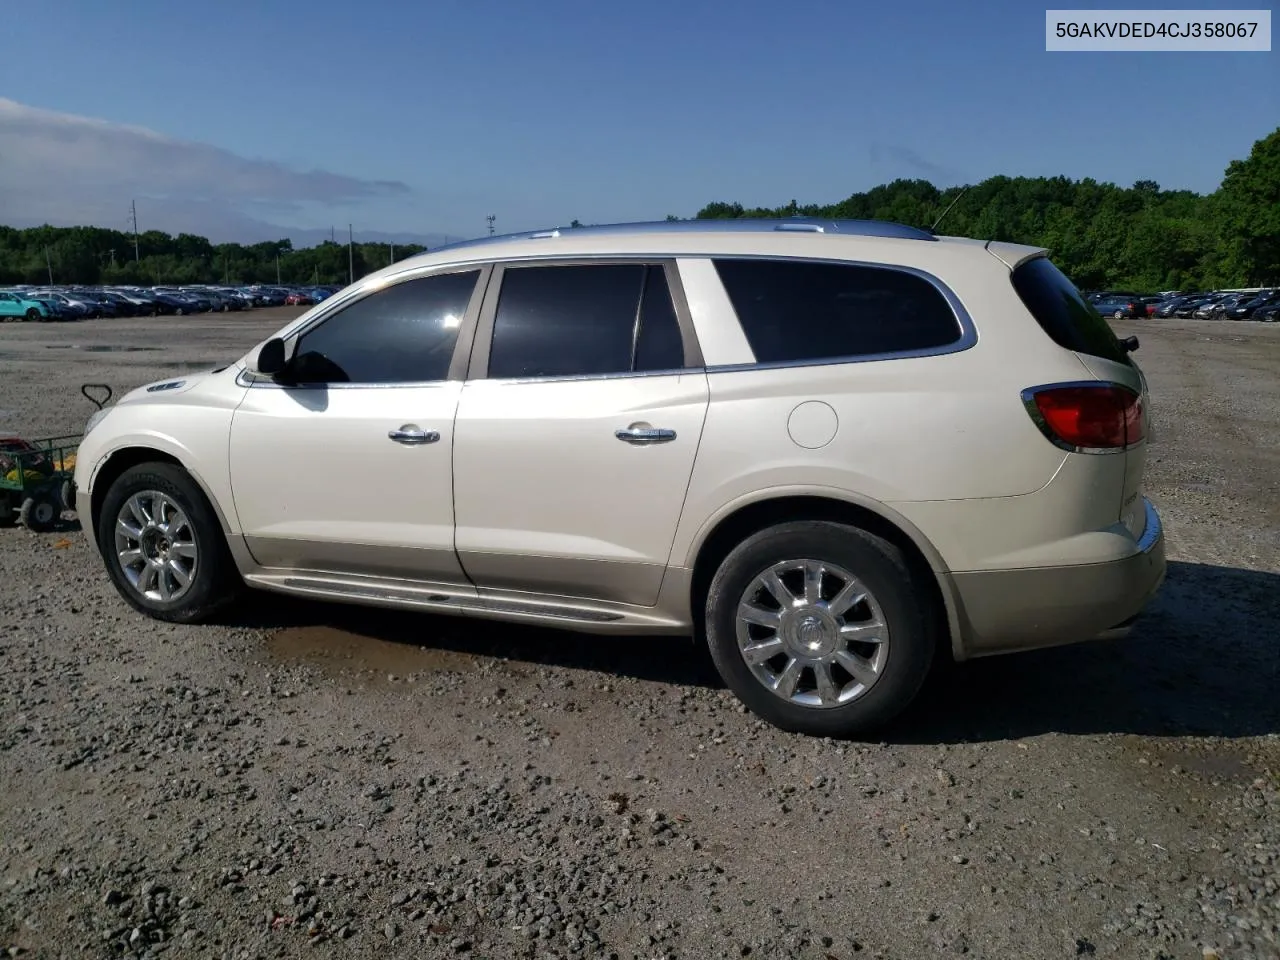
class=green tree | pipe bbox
[1216,128,1280,284]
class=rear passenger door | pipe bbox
[452,260,709,607]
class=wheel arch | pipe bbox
[685,490,966,662]
[88,446,237,553]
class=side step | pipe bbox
[244,571,689,634]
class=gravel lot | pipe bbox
[1,312,1278,960]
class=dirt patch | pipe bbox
[266,624,479,679]
[1160,746,1261,782]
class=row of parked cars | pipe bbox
[0,284,341,321]
[1087,288,1280,323]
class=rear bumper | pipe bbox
[951,498,1166,658]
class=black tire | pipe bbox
[96,462,241,623]
[1113,310,1124,320]
[704,521,936,737]
[18,491,61,532]
[26,308,43,322]
[59,478,76,513]
[175,307,185,316]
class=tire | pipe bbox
[26,308,42,322]
[175,307,185,316]
[1113,310,1124,320]
[96,462,241,623]
[59,478,76,514]
[704,521,936,737]
[18,491,61,532]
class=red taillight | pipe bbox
[1023,384,1144,451]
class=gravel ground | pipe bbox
[1,312,1278,960]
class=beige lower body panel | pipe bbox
[950,530,1166,658]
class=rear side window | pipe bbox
[487,263,689,379]
[712,259,963,364]
[1011,257,1131,366]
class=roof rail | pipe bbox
[422,217,937,256]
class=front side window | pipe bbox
[487,263,689,379]
[712,258,963,365]
[290,270,479,384]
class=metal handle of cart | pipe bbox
[81,383,114,411]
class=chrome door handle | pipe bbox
[615,425,677,445]
[388,425,439,445]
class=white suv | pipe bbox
[74,219,1166,736]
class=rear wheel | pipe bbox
[26,308,42,322]
[97,463,240,622]
[704,521,936,737]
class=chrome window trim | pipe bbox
[242,250,975,388]
[699,255,976,372]
[240,264,492,390]
[465,257,705,383]
[1019,379,1143,455]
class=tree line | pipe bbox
[694,127,1278,291]
[0,229,427,287]
[2,127,1275,292]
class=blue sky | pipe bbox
[1,0,1275,244]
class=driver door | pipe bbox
[228,266,489,584]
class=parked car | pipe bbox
[71,289,119,318]
[0,290,55,321]
[73,219,1165,736]
[1178,294,1223,318]
[1253,302,1280,323]
[285,291,316,306]
[1220,289,1279,320]
[1092,296,1145,319]
[1196,294,1243,319]
[27,291,92,319]
[1154,295,1200,318]
[95,290,142,317]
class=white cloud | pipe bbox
[0,98,412,242]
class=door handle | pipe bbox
[388,425,440,445]
[615,425,677,445]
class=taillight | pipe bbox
[1022,383,1144,452]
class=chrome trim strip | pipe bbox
[1136,497,1162,554]
[240,254,973,389]
[1019,380,1142,455]
[701,256,976,372]
[272,576,623,622]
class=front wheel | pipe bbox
[96,463,240,622]
[704,521,936,737]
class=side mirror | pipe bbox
[256,337,288,376]
[1121,335,1140,353]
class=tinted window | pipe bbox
[488,263,689,379]
[634,266,686,372]
[1011,257,1131,366]
[712,259,962,364]
[291,270,478,384]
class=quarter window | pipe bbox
[712,258,963,364]
[487,263,689,379]
[290,270,479,384]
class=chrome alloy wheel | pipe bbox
[735,559,889,709]
[114,490,198,602]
